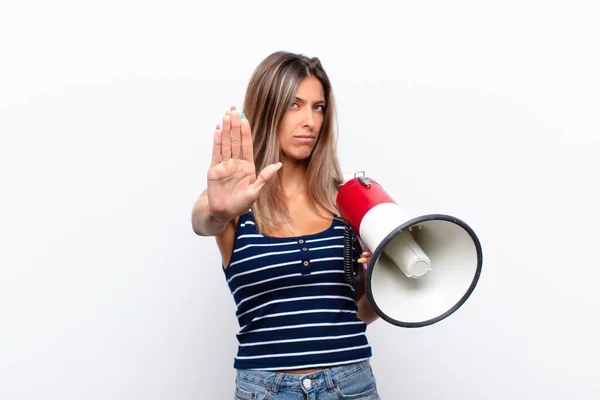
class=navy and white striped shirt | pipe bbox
[223,209,372,371]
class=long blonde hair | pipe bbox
[242,51,343,234]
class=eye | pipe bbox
[289,101,300,109]
[314,104,325,112]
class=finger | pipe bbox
[221,113,232,161]
[240,115,253,162]
[230,110,242,159]
[250,162,282,196]
[210,124,222,166]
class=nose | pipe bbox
[301,107,315,129]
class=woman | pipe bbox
[192,51,381,399]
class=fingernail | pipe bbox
[357,257,367,264]
[225,111,230,116]
[240,112,246,119]
[231,106,236,111]
[216,124,220,130]
[361,251,370,256]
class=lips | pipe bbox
[293,136,315,144]
[294,135,315,140]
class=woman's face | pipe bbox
[278,75,326,164]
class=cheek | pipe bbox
[316,114,325,130]
[278,117,294,137]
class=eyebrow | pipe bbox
[295,96,326,104]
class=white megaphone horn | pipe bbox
[337,172,483,328]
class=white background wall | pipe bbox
[1,1,598,399]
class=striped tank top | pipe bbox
[223,209,372,371]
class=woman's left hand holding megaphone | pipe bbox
[357,250,372,270]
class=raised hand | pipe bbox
[207,107,282,222]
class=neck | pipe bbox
[279,158,309,198]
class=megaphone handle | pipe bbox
[356,235,367,251]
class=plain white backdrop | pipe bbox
[1,1,599,399]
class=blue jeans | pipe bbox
[234,360,381,399]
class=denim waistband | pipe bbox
[235,359,371,394]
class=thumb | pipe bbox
[251,162,282,195]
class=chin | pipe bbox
[294,151,315,162]
[282,148,315,163]
[285,156,311,164]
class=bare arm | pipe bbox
[357,291,380,325]
[191,189,228,237]
[355,251,380,324]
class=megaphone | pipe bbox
[337,172,483,328]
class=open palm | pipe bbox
[207,109,281,222]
